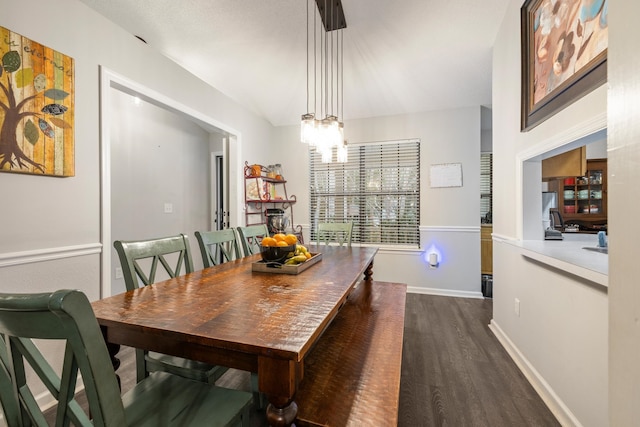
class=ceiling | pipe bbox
[79,0,509,127]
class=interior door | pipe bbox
[211,137,230,231]
[212,153,223,230]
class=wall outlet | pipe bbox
[514,298,521,317]
[164,202,173,213]
[115,267,123,279]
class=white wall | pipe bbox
[586,138,607,159]
[110,90,212,294]
[275,107,483,296]
[608,1,640,425]
[492,1,609,425]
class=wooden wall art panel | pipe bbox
[0,26,74,177]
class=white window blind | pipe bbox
[309,139,420,246]
[480,152,493,220]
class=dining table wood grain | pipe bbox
[91,245,377,427]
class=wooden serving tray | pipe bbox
[252,253,322,275]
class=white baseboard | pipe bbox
[407,286,484,299]
[489,320,581,427]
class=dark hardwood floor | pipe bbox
[44,294,558,426]
[398,294,559,427]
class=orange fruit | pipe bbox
[276,240,289,247]
[273,233,286,242]
[261,237,277,247]
[284,234,298,245]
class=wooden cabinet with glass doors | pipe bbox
[551,159,607,232]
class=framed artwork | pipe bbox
[0,26,75,176]
[521,0,608,131]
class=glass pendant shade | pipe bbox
[309,120,320,147]
[326,116,340,147]
[316,118,332,152]
[337,140,348,163]
[301,113,315,144]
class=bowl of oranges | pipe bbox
[260,233,298,263]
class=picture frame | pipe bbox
[520,0,608,131]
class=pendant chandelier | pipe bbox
[301,0,348,163]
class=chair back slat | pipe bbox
[317,222,353,247]
[236,224,270,256]
[0,337,21,427]
[195,229,241,267]
[114,234,194,291]
[0,290,127,427]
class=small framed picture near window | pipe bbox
[520,0,608,131]
[430,163,462,188]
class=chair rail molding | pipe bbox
[0,243,102,268]
[420,225,480,233]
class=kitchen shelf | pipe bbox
[244,162,303,240]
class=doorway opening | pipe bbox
[99,67,241,297]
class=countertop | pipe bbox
[502,233,608,288]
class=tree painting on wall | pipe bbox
[0,26,74,177]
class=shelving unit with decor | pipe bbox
[244,162,303,240]
[551,158,607,233]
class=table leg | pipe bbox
[364,260,374,281]
[259,356,300,427]
[266,400,298,427]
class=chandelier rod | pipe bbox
[313,1,317,117]
[306,0,310,114]
[338,30,344,120]
[330,3,334,118]
[324,0,328,119]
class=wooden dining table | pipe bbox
[91,245,377,427]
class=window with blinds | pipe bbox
[480,152,493,221]
[309,139,420,247]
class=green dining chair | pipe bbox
[317,222,353,246]
[236,224,270,257]
[0,289,253,427]
[195,229,242,267]
[113,234,228,384]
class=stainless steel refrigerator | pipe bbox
[542,191,563,240]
